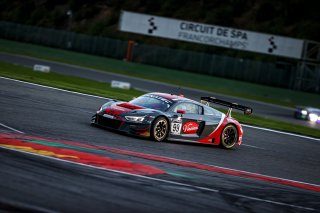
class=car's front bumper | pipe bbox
[94,114,151,137]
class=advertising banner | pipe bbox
[119,11,304,59]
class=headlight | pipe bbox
[308,113,319,122]
[301,110,308,115]
[125,116,145,122]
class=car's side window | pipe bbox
[173,103,201,114]
[203,105,222,116]
[204,106,215,115]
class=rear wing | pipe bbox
[201,97,253,115]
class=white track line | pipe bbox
[0,76,109,100]
[0,122,24,134]
[241,144,265,149]
[243,124,320,142]
[205,162,320,188]
[0,146,315,211]
[1,76,319,142]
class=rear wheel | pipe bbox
[151,117,168,142]
[220,124,238,149]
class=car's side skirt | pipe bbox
[167,138,217,145]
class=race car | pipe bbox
[91,93,252,149]
[294,106,320,123]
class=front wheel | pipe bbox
[151,117,168,142]
[220,124,238,149]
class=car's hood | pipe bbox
[104,102,143,115]
[104,102,163,117]
[117,102,145,110]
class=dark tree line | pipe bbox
[1,0,319,54]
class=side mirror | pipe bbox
[177,109,186,114]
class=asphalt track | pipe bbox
[0,77,319,212]
[1,52,319,130]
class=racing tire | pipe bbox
[151,117,168,142]
[220,124,238,149]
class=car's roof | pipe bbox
[308,108,320,113]
[297,106,320,112]
[143,92,224,114]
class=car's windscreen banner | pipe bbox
[119,11,304,59]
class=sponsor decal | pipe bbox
[171,122,182,135]
[182,121,199,134]
[145,94,172,104]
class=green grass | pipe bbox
[1,39,320,108]
[0,61,143,100]
[1,61,319,138]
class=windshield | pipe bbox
[129,95,173,111]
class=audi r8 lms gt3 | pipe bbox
[294,106,320,123]
[91,93,253,149]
